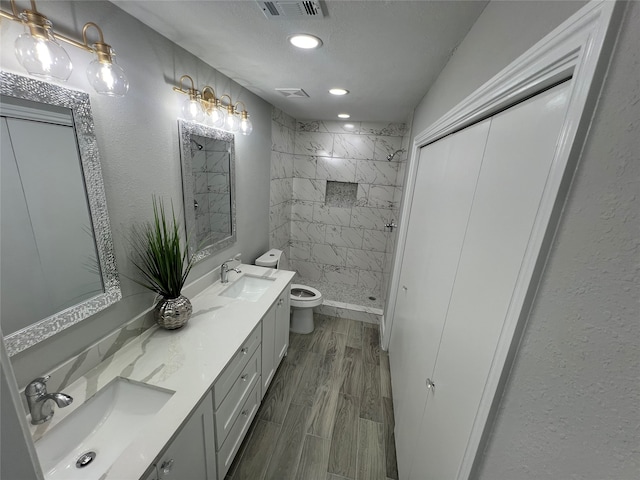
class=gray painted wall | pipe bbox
[0,1,271,387]
[408,1,639,477]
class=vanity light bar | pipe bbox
[0,0,129,96]
[173,75,253,136]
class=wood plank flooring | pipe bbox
[226,314,398,480]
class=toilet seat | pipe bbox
[290,284,323,308]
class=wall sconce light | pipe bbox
[173,74,253,135]
[0,0,129,96]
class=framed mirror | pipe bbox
[179,120,236,262]
[0,71,121,356]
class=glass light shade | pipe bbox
[15,32,72,81]
[181,96,204,123]
[209,107,225,128]
[86,57,129,97]
[240,116,253,136]
[225,112,240,132]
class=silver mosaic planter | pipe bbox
[154,295,192,330]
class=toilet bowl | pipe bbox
[255,249,322,334]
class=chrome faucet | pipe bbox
[220,262,241,284]
[25,375,73,425]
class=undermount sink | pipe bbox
[35,377,173,480]
[220,274,275,302]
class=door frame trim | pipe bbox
[383,1,625,478]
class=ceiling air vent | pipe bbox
[258,1,324,18]
[276,88,309,98]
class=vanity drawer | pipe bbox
[214,346,261,449]
[214,324,261,408]
[216,381,261,479]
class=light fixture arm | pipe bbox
[82,22,114,64]
[173,74,200,101]
[234,101,250,119]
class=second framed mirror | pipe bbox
[178,121,236,262]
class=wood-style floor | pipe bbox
[226,314,398,480]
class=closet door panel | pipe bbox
[410,82,571,480]
[390,120,490,479]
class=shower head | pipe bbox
[191,139,204,150]
[387,149,405,161]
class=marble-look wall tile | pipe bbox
[273,108,296,130]
[350,206,390,230]
[271,151,289,179]
[272,120,289,153]
[359,122,407,137]
[355,160,399,186]
[358,270,384,291]
[313,204,352,227]
[346,249,386,272]
[362,230,387,253]
[325,226,363,249]
[290,200,315,222]
[293,155,318,179]
[270,223,290,251]
[290,260,323,281]
[289,241,311,262]
[323,266,359,286]
[316,157,357,182]
[294,131,334,156]
[332,133,375,160]
[209,152,230,173]
[367,185,396,209]
[291,220,326,243]
[298,120,362,134]
[270,178,293,206]
[269,202,289,229]
[373,136,403,161]
[310,244,347,267]
[292,178,326,202]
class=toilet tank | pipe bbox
[255,249,283,268]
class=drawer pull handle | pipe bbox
[241,374,249,381]
[241,347,248,354]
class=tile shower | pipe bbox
[270,108,409,321]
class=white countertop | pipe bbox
[30,264,295,480]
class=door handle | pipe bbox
[426,378,435,391]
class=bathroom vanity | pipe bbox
[28,264,294,480]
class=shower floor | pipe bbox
[295,277,384,324]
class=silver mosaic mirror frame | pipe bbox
[1,71,121,356]
[178,120,236,262]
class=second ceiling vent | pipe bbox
[257,1,324,18]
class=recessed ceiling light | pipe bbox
[289,34,323,49]
[329,88,349,96]
[338,113,350,119]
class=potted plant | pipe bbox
[129,197,195,329]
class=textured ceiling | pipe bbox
[112,1,487,122]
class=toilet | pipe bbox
[255,249,322,334]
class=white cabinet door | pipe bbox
[390,120,490,477]
[261,303,277,395]
[157,390,216,480]
[275,286,291,362]
[408,82,571,479]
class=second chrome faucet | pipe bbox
[220,262,241,284]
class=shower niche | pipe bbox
[325,181,358,207]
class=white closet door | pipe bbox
[390,120,491,478]
[409,82,571,479]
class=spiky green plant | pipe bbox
[129,197,194,299]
